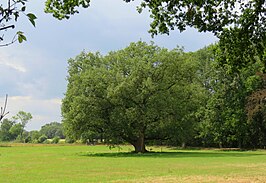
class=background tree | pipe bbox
[0,0,37,46]
[62,41,204,152]
[12,111,32,141]
[197,46,265,148]
[38,135,48,143]
[0,118,14,141]
[39,122,65,139]
[27,130,41,143]
[12,111,32,128]
[137,0,265,71]
[246,72,266,147]
[9,123,23,141]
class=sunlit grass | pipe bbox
[0,143,266,182]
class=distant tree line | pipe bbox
[0,111,65,144]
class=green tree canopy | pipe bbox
[0,118,14,141]
[9,123,24,140]
[40,122,65,139]
[196,45,266,148]
[11,111,32,141]
[12,111,32,128]
[62,41,204,152]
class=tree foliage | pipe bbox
[0,0,37,46]
[0,111,32,142]
[40,122,65,139]
[38,135,48,143]
[12,111,32,142]
[245,72,266,147]
[62,41,205,152]
[45,0,266,71]
[0,118,14,141]
[45,0,90,20]
[12,111,32,128]
[0,42,265,148]
[197,46,266,148]
[62,42,266,150]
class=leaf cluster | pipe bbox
[0,0,37,46]
[45,0,90,20]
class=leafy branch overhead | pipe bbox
[45,0,90,19]
[27,13,37,27]
[0,0,37,46]
[45,0,266,72]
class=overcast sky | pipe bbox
[0,0,217,130]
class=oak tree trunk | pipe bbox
[132,133,148,153]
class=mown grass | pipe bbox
[0,143,266,182]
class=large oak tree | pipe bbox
[62,42,204,152]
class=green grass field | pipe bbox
[0,144,266,182]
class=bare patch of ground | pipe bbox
[113,175,266,183]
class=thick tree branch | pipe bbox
[0,25,15,31]
[0,94,9,122]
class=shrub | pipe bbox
[58,139,65,144]
[31,139,39,144]
[38,135,48,143]
[24,136,32,143]
[43,139,51,144]
[65,137,75,143]
[51,136,60,144]
[14,135,24,143]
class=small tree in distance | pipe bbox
[40,122,65,139]
[12,111,32,141]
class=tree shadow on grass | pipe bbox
[78,151,264,158]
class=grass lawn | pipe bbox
[0,143,266,182]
